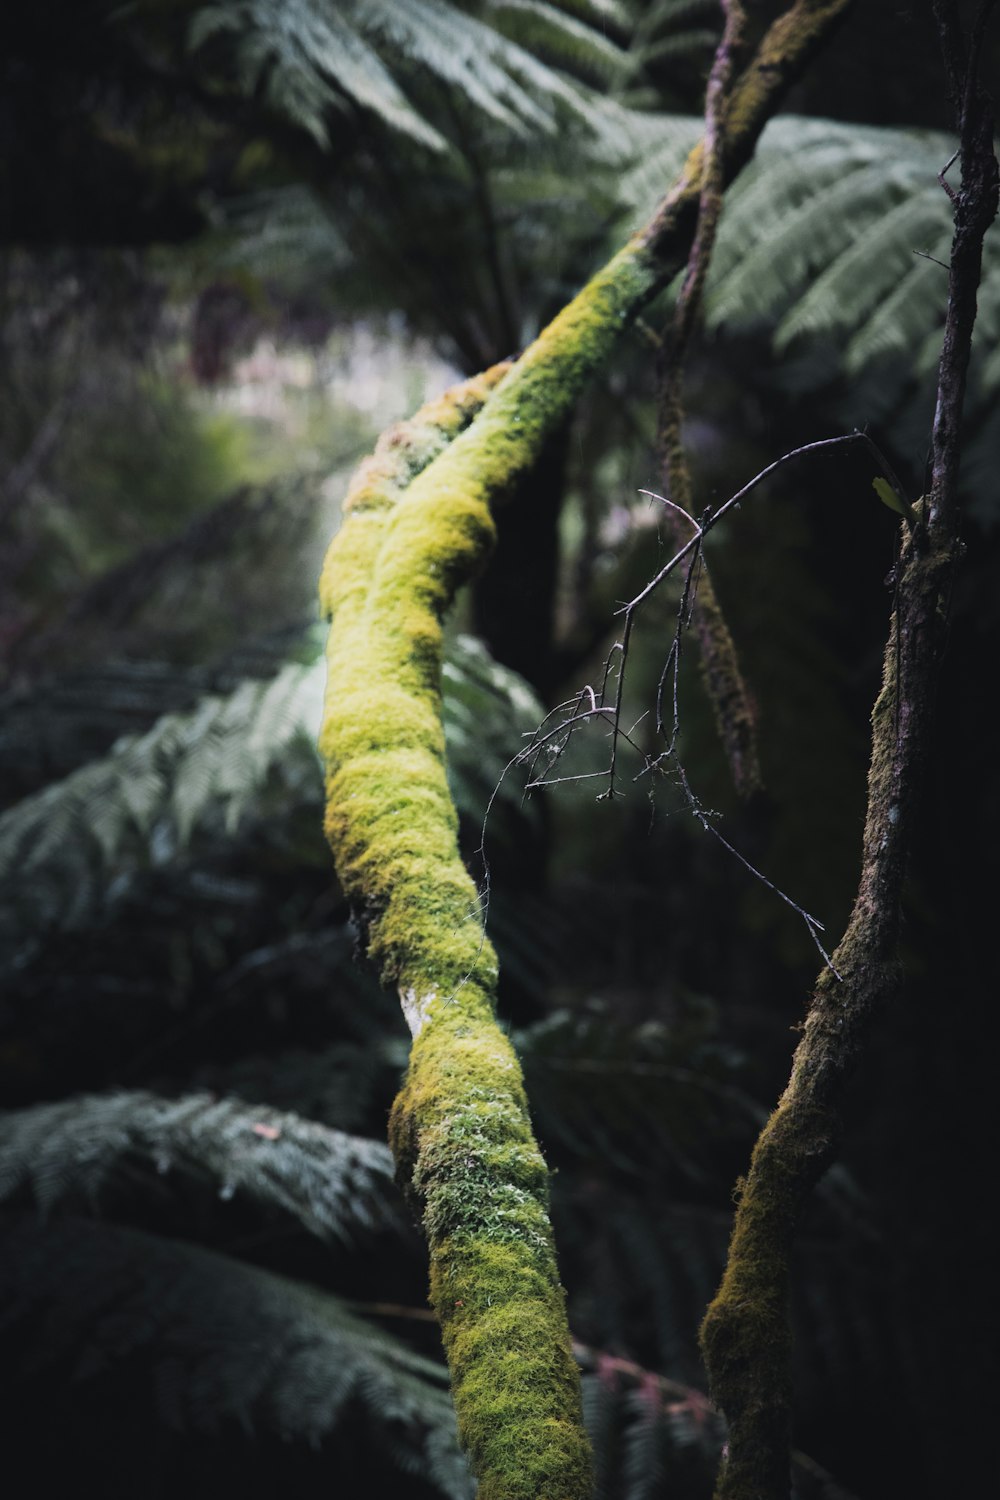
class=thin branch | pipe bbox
[622,432,867,615]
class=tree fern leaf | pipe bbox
[709,161,911,330]
[706,143,870,286]
[641,28,718,63]
[365,0,582,131]
[0,1092,400,1245]
[1,635,542,960]
[774,192,950,350]
[581,1371,624,1500]
[844,249,950,372]
[614,114,702,222]
[980,330,1000,393]
[169,697,231,846]
[475,0,629,84]
[542,0,630,23]
[640,0,719,25]
[0,659,323,950]
[190,1,448,150]
[620,1387,667,1500]
[705,117,952,288]
[0,1214,471,1493]
[971,258,1000,352]
[189,0,620,154]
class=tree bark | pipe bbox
[699,8,998,1493]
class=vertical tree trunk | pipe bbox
[699,8,998,1491]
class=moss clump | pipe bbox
[320,360,600,1496]
[318,10,854,1479]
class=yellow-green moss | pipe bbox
[317,11,854,1489]
[319,357,601,1496]
[318,361,511,621]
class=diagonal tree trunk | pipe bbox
[317,6,854,1496]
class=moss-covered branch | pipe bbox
[317,6,853,1496]
[699,9,998,1494]
[321,371,589,1500]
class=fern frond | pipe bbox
[640,0,719,23]
[773,192,950,350]
[0,1092,398,1244]
[0,1214,472,1495]
[700,118,985,401]
[624,0,719,77]
[710,161,923,330]
[189,1,448,151]
[0,657,326,953]
[612,113,980,412]
[843,243,952,372]
[541,0,630,23]
[188,0,622,152]
[443,631,545,836]
[475,1,629,84]
[576,1358,724,1500]
[0,634,542,963]
[643,27,719,62]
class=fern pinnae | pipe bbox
[709,161,906,329]
[0,638,536,959]
[580,1370,625,1500]
[844,247,951,371]
[170,696,230,846]
[547,0,630,24]
[948,257,1000,408]
[979,328,1000,393]
[364,0,553,132]
[0,1091,399,1245]
[0,1215,472,1492]
[704,144,865,284]
[190,1,448,151]
[474,0,629,85]
[640,0,719,26]
[774,192,950,350]
[706,118,951,293]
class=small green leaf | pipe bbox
[872,476,915,525]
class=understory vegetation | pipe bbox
[1,3,996,1498]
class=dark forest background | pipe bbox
[1,3,995,1497]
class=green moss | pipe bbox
[316,199,716,1500]
[316,242,682,1496]
[317,10,855,1481]
[318,360,511,620]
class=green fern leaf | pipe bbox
[0,1091,399,1244]
[0,634,542,960]
[188,0,625,153]
[774,192,950,350]
[0,1214,472,1493]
